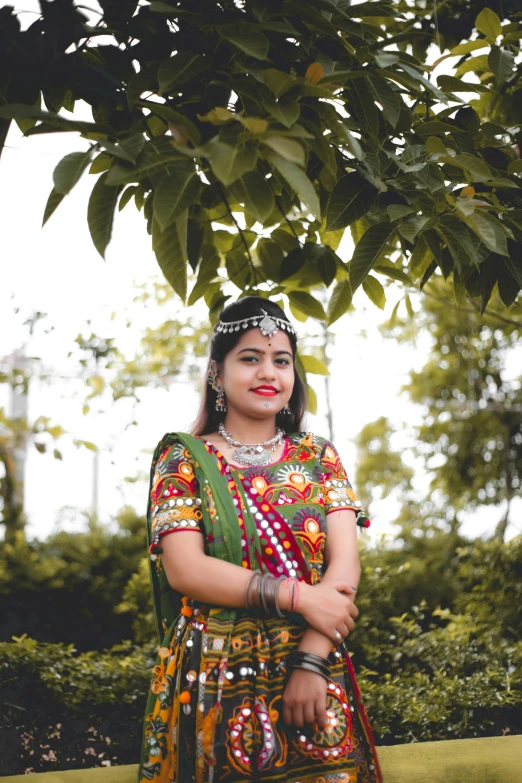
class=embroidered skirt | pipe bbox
[139,610,383,783]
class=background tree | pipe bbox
[1,0,521,325]
[355,277,522,543]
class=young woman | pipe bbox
[138,297,383,783]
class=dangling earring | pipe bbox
[215,384,227,412]
[208,360,227,412]
[280,403,291,415]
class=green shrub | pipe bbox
[0,634,155,776]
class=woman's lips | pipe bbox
[251,388,278,396]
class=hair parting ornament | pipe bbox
[215,309,297,338]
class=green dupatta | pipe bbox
[146,431,280,641]
[140,432,311,779]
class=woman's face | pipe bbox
[217,327,295,420]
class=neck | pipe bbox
[222,411,279,443]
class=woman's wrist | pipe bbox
[278,578,309,613]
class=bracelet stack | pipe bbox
[245,571,301,617]
[287,650,331,682]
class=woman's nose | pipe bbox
[257,361,276,379]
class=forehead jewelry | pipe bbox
[215,309,296,338]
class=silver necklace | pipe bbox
[218,423,286,467]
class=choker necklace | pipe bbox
[218,423,286,467]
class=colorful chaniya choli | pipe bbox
[138,431,382,783]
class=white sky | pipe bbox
[1,2,520,545]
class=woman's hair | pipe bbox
[191,296,307,436]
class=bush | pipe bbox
[0,508,147,650]
[1,532,521,774]
[0,634,155,776]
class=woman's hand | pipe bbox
[282,668,327,729]
[298,582,358,643]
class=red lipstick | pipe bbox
[252,385,278,396]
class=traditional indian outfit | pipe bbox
[138,431,383,783]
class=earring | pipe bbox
[215,384,227,412]
[207,360,218,389]
[280,403,291,415]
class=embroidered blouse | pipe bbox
[149,431,368,584]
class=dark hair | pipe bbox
[191,296,307,436]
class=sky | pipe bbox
[1,1,520,545]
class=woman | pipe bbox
[138,297,383,783]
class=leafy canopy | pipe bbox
[1,0,522,324]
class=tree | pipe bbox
[355,277,522,541]
[1,0,521,326]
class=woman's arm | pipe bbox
[297,509,361,658]
[160,529,356,642]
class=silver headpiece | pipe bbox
[215,309,296,338]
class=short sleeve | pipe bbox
[317,438,364,515]
[149,440,203,557]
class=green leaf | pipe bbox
[387,204,414,221]
[350,79,379,139]
[454,153,493,182]
[374,263,413,285]
[87,173,121,259]
[300,355,329,375]
[138,100,201,146]
[153,165,199,231]
[374,53,399,68]
[152,214,188,301]
[437,75,490,94]
[460,211,509,256]
[210,141,258,186]
[454,55,490,78]
[261,137,305,166]
[118,186,137,212]
[263,69,296,97]
[327,279,353,325]
[53,150,92,195]
[415,120,458,137]
[398,215,430,243]
[0,104,111,135]
[226,249,252,290]
[257,239,284,282]
[407,236,433,282]
[264,150,321,221]
[287,291,325,320]
[348,222,395,294]
[505,253,522,289]
[449,40,489,55]
[475,8,502,43]
[398,63,448,102]
[368,74,402,128]
[497,257,520,307]
[229,171,275,224]
[220,25,269,60]
[262,95,300,128]
[42,187,65,226]
[488,47,515,85]
[306,383,318,415]
[362,274,386,309]
[508,160,522,175]
[326,173,378,231]
[106,137,187,186]
[158,53,208,95]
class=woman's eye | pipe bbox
[241,357,290,366]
